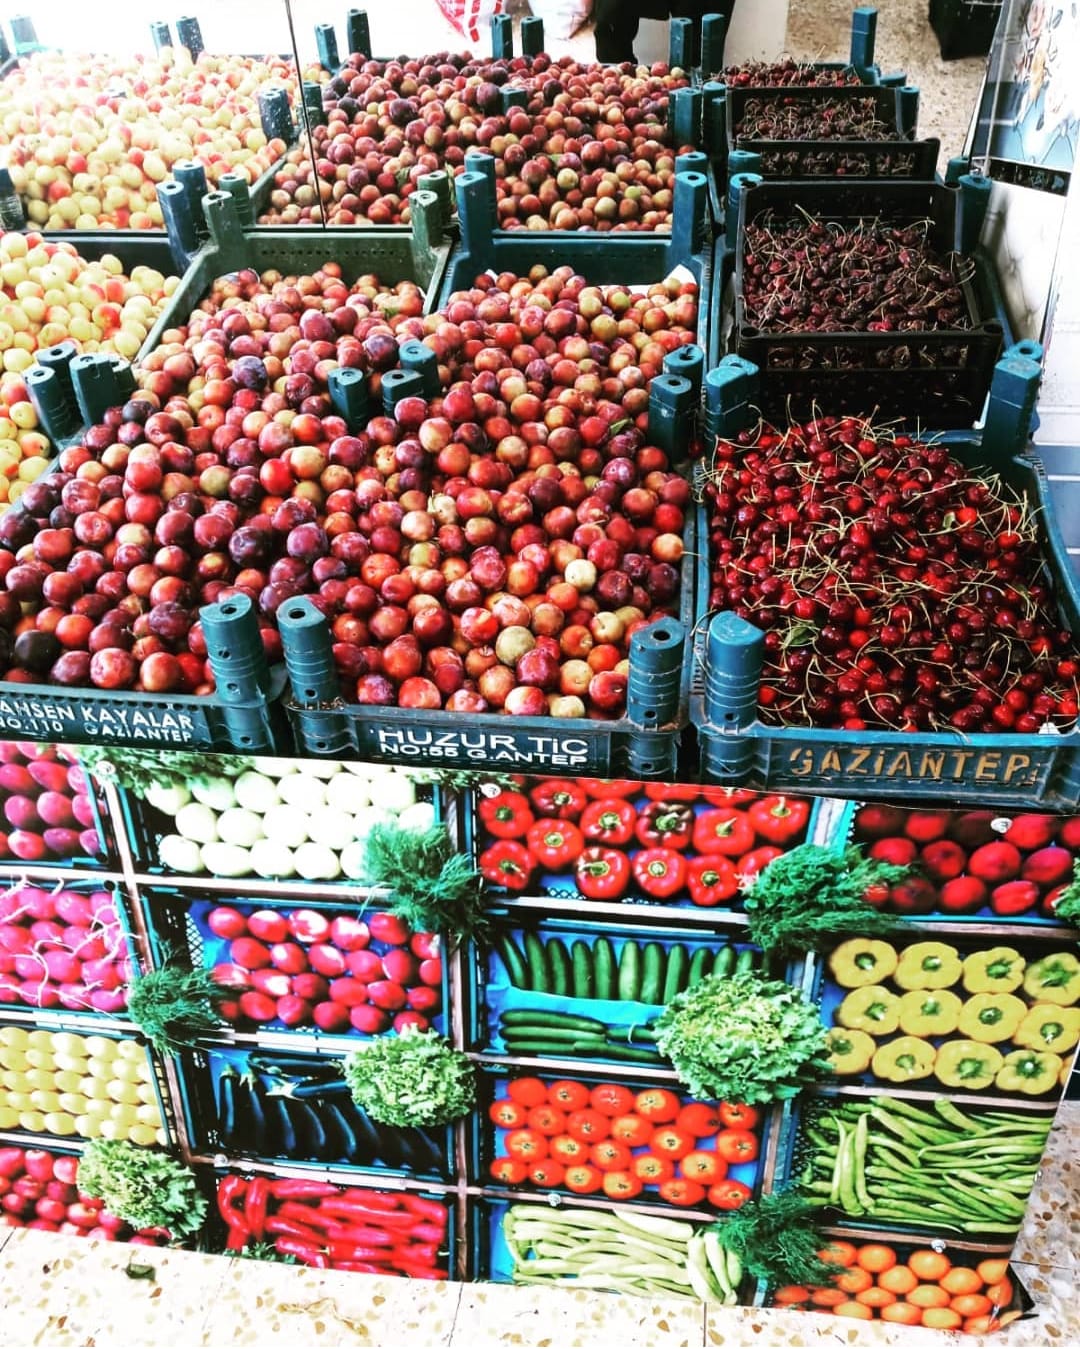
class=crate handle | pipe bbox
[956,173,993,254]
[455,170,497,276]
[258,86,295,144]
[703,612,766,730]
[981,350,1042,468]
[175,16,203,59]
[491,11,513,59]
[158,181,200,269]
[381,368,426,415]
[629,621,686,727]
[701,81,726,157]
[315,22,339,71]
[328,367,370,430]
[699,10,732,77]
[398,340,441,398]
[520,16,544,55]
[26,359,81,446]
[663,344,705,402]
[898,86,919,138]
[727,148,763,180]
[202,190,246,273]
[670,16,696,70]
[201,593,273,700]
[705,356,759,440]
[70,353,135,429]
[726,172,762,254]
[417,171,453,231]
[217,171,256,228]
[670,170,709,263]
[671,87,702,152]
[409,188,443,281]
[301,80,326,131]
[648,373,694,459]
[149,21,172,51]
[278,597,339,708]
[345,9,371,58]
[850,7,878,72]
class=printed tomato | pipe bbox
[602,1170,644,1200]
[528,1160,566,1188]
[610,1114,654,1148]
[676,1103,722,1137]
[506,1078,549,1108]
[633,1088,681,1122]
[632,1153,676,1184]
[658,1178,706,1208]
[550,1135,588,1164]
[679,1151,727,1184]
[547,1080,590,1111]
[566,1109,611,1142]
[590,1140,633,1173]
[589,1083,636,1117]
[489,1158,529,1184]
[719,1103,761,1130]
[488,1100,528,1129]
[649,1127,695,1160]
[564,1164,603,1194]
[715,1129,759,1164]
[504,1129,547,1162]
[525,1105,567,1137]
[708,1179,752,1210]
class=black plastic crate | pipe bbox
[930,0,1003,60]
[472,1061,779,1217]
[728,179,1005,427]
[175,1042,454,1181]
[467,915,772,1067]
[116,757,440,886]
[0,1018,172,1148]
[469,1192,763,1305]
[811,931,1077,1103]
[718,85,938,182]
[778,1091,1057,1241]
[0,877,138,1023]
[689,352,1080,810]
[138,886,449,1046]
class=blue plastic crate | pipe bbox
[174,1042,454,1180]
[463,778,827,917]
[138,887,449,1045]
[472,1062,777,1217]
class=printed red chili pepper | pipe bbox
[479,840,534,891]
[265,1215,327,1241]
[397,1194,448,1224]
[478,790,535,840]
[575,847,633,900]
[526,817,585,870]
[580,798,638,846]
[632,847,688,899]
[528,779,588,819]
[635,801,695,851]
[692,808,756,856]
[268,1179,340,1200]
[243,1176,270,1243]
[686,854,741,906]
[274,1236,330,1267]
[747,795,811,844]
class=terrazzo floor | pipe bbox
[0,1099,1075,1349]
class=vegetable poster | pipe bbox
[0,743,1075,1332]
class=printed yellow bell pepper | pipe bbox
[1013,1004,1080,1055]
[824,1027,876,1075]
[956,993,1027,1043]
[827,939,900,989]
[962,947,1026,995]
[995,1049,1064,1096]
[836,985,901,1035]
[897,988,962,1038]
[1022,953,1080,1007]
[893,941,962,990]
[933,1040,1005,1090]
[871,1036,936,1083]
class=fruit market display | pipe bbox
[487,1076,761,1211]
[262,52,692,229]
[0,260,696,711]
[853,804,1080,920]
[0,1026,167,1145]
[772,1243,1021,1334]
[704,414,1080,732]
[0,882,129,1013]
[823,937,1078,1093]
[0,50,298,230]
[476,779,813,903]
[119,753,433,880]
[0,740,108,863]
[201,900,442,1035]
[0,1144,172,1243]
[216,1175,450,1274]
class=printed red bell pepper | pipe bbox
[575,847,633,900]
[686,854,740,907]
[479,840,534,891]
[633,847,688,898]
[643,783,702,803]
[478,790,535,840]
[580,798,638,846]
[747,795,810,845]
[526,817,586,870]
[580,779,640,798]
[692,808,756,857]
[528,779,588,819]
[735,846,783,880]
[634,801,695,851]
